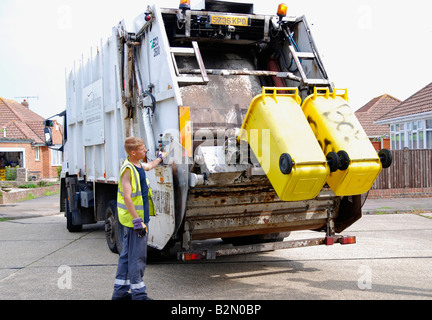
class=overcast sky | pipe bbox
[0,0,431,119]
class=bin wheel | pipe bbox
[337,150,350,171]
[379,149,392,169]
[326,152,340,172]
[279,153,293,175]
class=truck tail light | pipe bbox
[182,252,202,261]
[325,236,335,245]
[326,235,356,245]
[340,236,356,245]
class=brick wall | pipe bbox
[0,184,59,204]
[370,138,390,151]
[382,138,390,150]
[368,187,432,199]
[371,141,381,151]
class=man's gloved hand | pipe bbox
[158,151,168,163]
[132,218,147,237]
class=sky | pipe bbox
[0,0,431,119]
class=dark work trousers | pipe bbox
[112,226,149,300]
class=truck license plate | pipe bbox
[210,15,250,27]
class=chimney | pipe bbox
[21,99,29,108]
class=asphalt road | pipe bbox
[0,196,432,303]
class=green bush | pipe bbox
[18,183,37,189]
[56,166,62,179]
[37,180,47,187]
[5,166,17,181]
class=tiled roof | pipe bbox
[0,97,46,143]
[378,82,432,121]
[356,112,391,137]
[355,94,401,137]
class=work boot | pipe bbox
[112,293,132,300]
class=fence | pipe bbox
[369,149,432,198]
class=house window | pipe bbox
[409,121,424,149]
[391,119,432,150]
[427,131,432,149]
[51,149,62,166]
[413,132,418,149]
[35,147,40,161]
[408,132,412,149]
[419,131,424,149]
[427,119,432,149]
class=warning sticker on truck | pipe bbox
[150,36,160,57]
[82,79,104,146]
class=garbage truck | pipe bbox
[46,0,392,260]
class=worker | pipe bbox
[112,136,163,300]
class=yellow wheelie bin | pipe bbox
[239,87,330,201]
[301,87,382,196]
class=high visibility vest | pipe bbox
[147,177,155,218]
[117,159,155,228]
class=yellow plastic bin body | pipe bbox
[301,88,382,196]
[239,87,330,201]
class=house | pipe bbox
[375,82,432,150]
[0,97,63,180]
[355,94,401,151]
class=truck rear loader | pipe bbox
[46,0,392,260]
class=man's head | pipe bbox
[124,137,147,159]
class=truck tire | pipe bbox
[105,200,124,254]
[65,198,82,232]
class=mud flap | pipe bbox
[334,194,363,233]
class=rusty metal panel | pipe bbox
[185,176,338,240]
